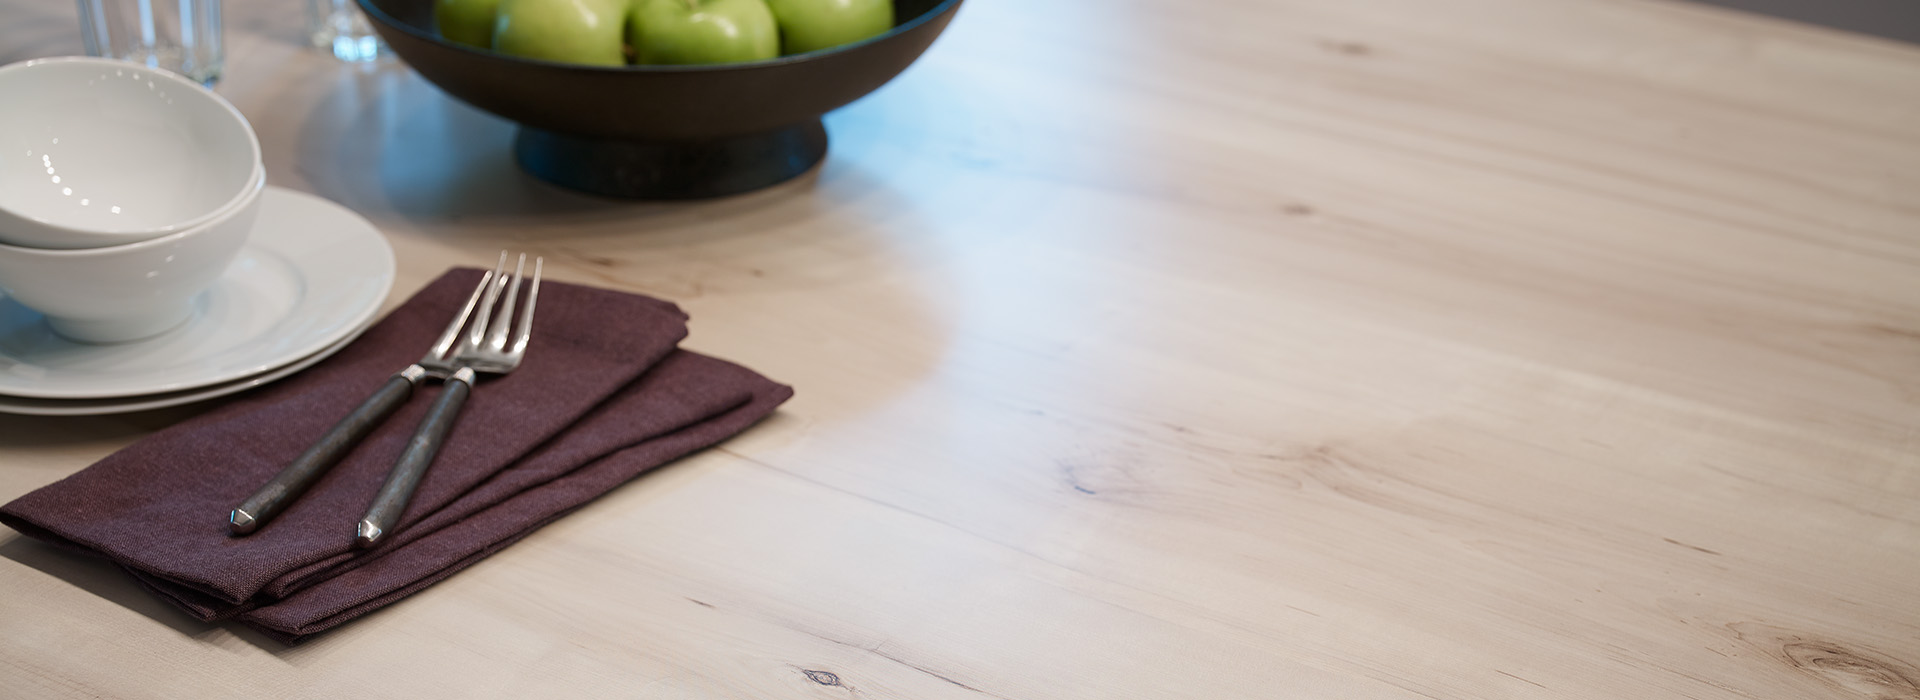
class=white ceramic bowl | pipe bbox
[0,174,262,343]
[0,56,262,250]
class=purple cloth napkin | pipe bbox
[0,269,792,643]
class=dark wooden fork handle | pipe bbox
[228,366,426,536]
[355,368,475,549]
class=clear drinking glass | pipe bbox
[76,0,225,86]
[306,0,390,62]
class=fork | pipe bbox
[228,252,542,548]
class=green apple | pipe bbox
[491,0,630,66]
[435,0,503,48]
[763,0,891,55]
[629,0,779,65]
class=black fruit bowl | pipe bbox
[358,0,961,198]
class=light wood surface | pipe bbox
[4,0,1919,697]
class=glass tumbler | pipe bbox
[77,0,225,86]
[306,0,390,62]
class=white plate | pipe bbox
[0,186,394,400]
[0,325,362,416]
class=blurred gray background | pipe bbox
[1685,0,1919,44]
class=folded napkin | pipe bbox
[1,269,792,643]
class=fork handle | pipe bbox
[228,366,427,536]
[355,368,475,549]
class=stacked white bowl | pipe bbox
[0,56,264,343]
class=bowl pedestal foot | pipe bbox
[512,121,829,199]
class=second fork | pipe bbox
[355,253,541,548]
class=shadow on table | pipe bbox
[292,66,635,225]
[286,63,937,248]
[0,536,293,653]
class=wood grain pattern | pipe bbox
[3,0,1918,697]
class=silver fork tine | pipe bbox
[510,257,542,357]
[423,262,499,364]
[465,253,510,353]
[484,254,526,353]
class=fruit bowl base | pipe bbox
[511,121,829,199]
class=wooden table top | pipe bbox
[3,0,1918,697]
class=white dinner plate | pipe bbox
[0,324,363,416]
[0,186,394,400]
